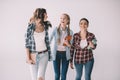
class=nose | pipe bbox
[83,26,86,28]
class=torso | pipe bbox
[34,30,47,52]
[57,30,67,51]
[35,25,44,33]
[34,24,47,52]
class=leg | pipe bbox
[53,52,61,80]
[85,59,94,80]
[61,52,69,80]
[74,62,83,80]
[29,63,38,80]
[37,52,48,80]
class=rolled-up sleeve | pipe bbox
[70,34,76,63]
[25,23,33,48]
[91,34,97,50]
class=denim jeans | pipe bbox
[53,51,69,80]
[29,52,48,80]
[75,58,94,80]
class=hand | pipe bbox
[63,40,69,46]
[63,40,71,47]
[88,41,95,48]
[70,63,74,69]
[26,59,35,64]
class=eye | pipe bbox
[80,23,83,25]
[84,22,87,25]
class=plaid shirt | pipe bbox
[70,31,97,64]
[25,22,51,60]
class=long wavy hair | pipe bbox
[29,8,46,25]
[29,8,52,30]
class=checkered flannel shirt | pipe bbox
[25,22,51,60]
[70,31,97,64]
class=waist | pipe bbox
[35,43,47,51]
[38,49,48,54]
[57,51,66,53]
[57,45,66,51]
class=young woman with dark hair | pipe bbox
[25,8,52,80]
[70,18,97,80]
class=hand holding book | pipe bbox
[63,35,72,46]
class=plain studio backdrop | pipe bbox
[0,0,120,80]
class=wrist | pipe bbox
[67,44,71,48]
[26,57,31,60]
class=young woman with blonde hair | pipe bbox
[50,13,73,80]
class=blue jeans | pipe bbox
[53,51,69,80]
[75,58,94,80]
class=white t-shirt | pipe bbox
[34,31,47,52]
[80,39,87,49]
[57,30,67,51]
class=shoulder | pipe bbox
[29,17,35,24]
[72,32,80,38]
[87,32,96,38]
[50,27,58,34]
[72,32,80,40]
[74,32,79,36]
[28,22,35,26]
[27,22,35,29]
[53,27,58,31]
[28,22,35,27]
[88,32,95,36]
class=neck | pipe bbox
[62,27,66,31]
[61,24,66,28]
[81,30,86,33]
[61,26,66,31]
[36,22,42,27]
[80,31,87,39]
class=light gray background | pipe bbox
[0,0,120,80]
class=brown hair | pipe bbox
[57,13,70,44]
[29,8,47,25]
[79,18,89,26]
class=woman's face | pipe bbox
[60,14,69,27]
[80,20,88,31]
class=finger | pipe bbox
[30,61,35,64]
[31,60,36,64]
[31,62,34,64]
[32,62,35,64]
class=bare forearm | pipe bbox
[26,48,31,60]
